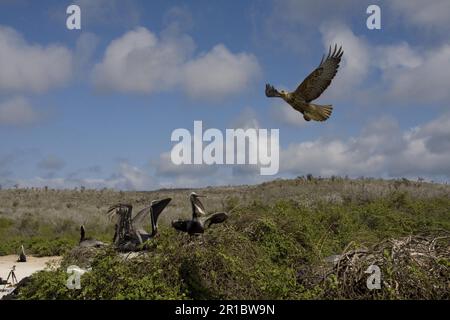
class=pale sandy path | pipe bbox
[0,255,62,298]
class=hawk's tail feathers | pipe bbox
[309,104,333,121]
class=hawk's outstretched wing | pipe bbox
[295,45,343,102]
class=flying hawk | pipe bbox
[266,44,343,122]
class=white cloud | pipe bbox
[389,0,450,30]
[156,107,278,182]
[228,107,280,177]
[263,1,450,106]
[0,97,40,126]
[92,27,194,93]
[393,113,450,177]
[12,161,153,191]
[183,45,261,99]
[271,0,450,31]
[319,23,371,99]
[417,113,450,154]
[7,113,450,189]
[92,27,261,99]
[109,162,152,190]
[0,26,72,93]
[270,103,307,127]
[374,43,423,70]
[280,113,450,180]
[281,139,384,177]
[384,44,450,103]
[266,0,450,47]
[263,0,361,53]
[318,23,450,104]
[228,107,262,176]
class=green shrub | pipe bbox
[2,179,448,300]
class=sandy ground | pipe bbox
[0,255,62,298]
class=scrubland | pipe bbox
[0,177,448,299]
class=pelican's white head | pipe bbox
[190,192,205,199]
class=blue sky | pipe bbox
[1,0,449,190]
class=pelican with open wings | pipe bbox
[172,192,228,235]
[106,198,171,251]
[266,44,343,122]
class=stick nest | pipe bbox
[320,233,449,299]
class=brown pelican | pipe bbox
[132,198,172,242]
[171,192,228,235]
[79,225,106,248]
[266,44,343,122]
[107,203,134,246]
[107,198,172,251]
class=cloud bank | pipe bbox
[0,26,72,93]
[92,27,261,100]
[0,97,40,126]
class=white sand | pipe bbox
[0,255,62,298]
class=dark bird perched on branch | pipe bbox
[266,44,343,122]
[106,198,172,251]
[172,192,228,235]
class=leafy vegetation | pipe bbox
[1,177,449,299]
